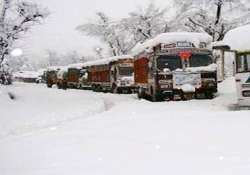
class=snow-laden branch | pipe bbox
[0,0,49,67]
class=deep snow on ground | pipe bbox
[0,79,250,175]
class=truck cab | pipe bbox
[235,51,250,106]
[45,67,61,88]
[110,59,135,93]
[56,68,68,89]
[78,68,91,89]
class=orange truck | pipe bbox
[86,55,135,93]
[133,32,218,101]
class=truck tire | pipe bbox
[150,86,160,102]
[205,91,214,99]
[47,84,52,88]
[92,84,97,92]
[137,87,145,99]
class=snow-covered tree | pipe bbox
[93,46,104,59]
[44,50,83,67]
[46,50,59,67]
[120,2,169,43]
[6,56,33,71]
[77,3,170,57]
[77,12,125,56]
[0,0,48,67]
[172,0,250,41]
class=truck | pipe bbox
[45,67,62,88]
[220,25,250,107]
[67,66,81,88]
[133,32,218,101]
[86,55,135,93]
[56,67,68,89]
[78,67,91,89]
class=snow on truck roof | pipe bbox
[81,55,133,67]
[67,63,86,69]
[47,66,65,71]
[223,24,250,52]
[131,32,213,55]
[66,56,133,69]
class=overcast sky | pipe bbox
[17,0,171,61]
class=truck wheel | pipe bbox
[150,87,160,102]
[137,87,145,99]
[62,83,67,90]
[96,85,102,92]
[205,91,214,99]
[47,84,52,88]
[78,84,82,89]
[92,85,97,92]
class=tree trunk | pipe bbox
[108,42,117,56]
[215,1,222,25]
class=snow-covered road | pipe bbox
[0,80,250,175]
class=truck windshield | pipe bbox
[80,69,86,77]
[119,67,133,76]
[157,55,182,71]
[189,54,213,67]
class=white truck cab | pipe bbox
[235,52,250,106]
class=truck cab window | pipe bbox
[189,54,213,67]
[119,67,133,76]
[157,55,182,71]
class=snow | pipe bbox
[0,83,106,139]
[212,41,229,48]
[64,55,133,69]
[83,55,133,67]
[131,32,213,55]
[13,71,39,79]
[67,63,85,69]
[0,78,250,175]
[223,24,250,52]
[47,66,64,71]
[180,84,196,92]
[185,63,217,73]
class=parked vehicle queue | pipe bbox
[44,32,218,101]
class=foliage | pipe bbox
[0,0,48,66]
